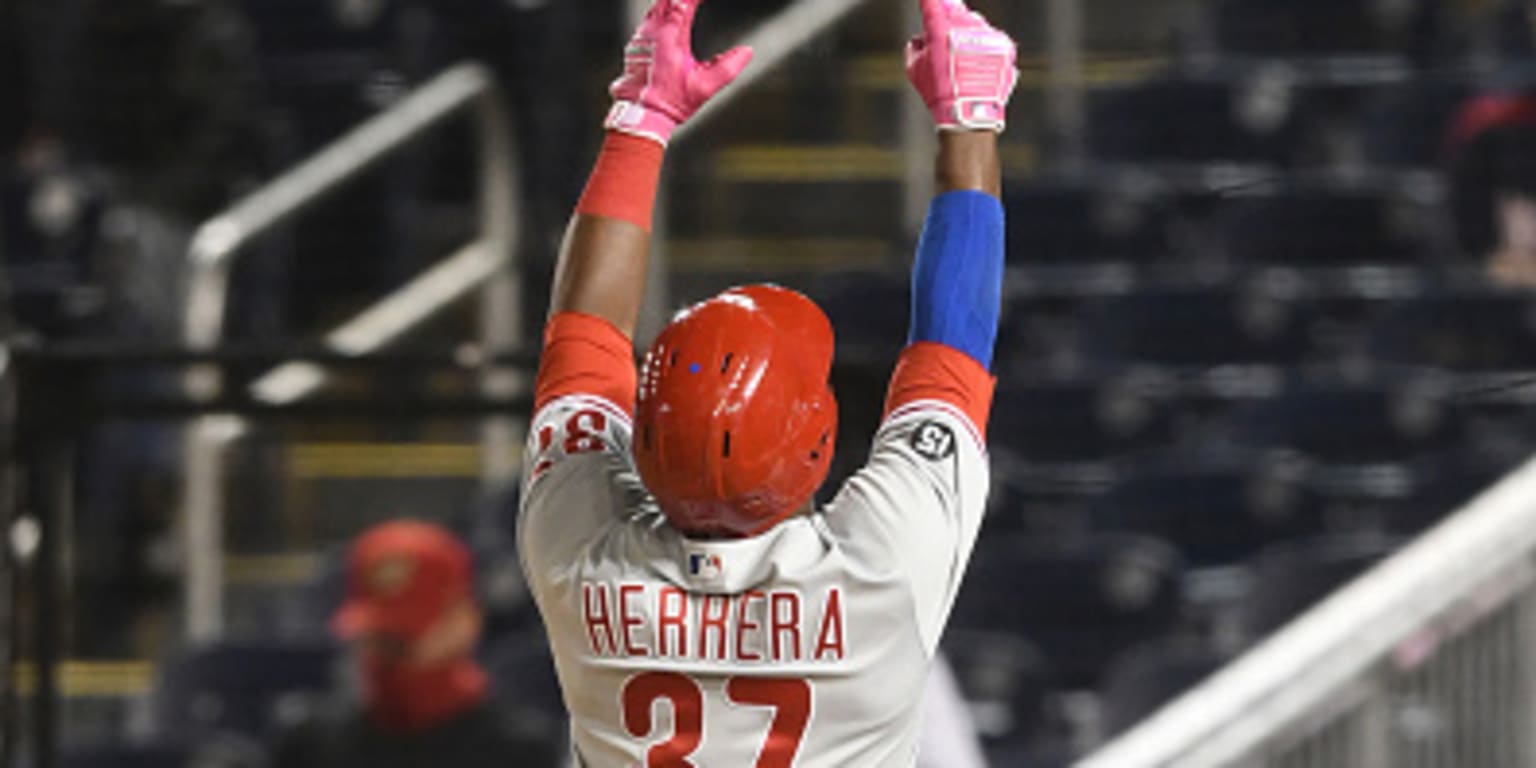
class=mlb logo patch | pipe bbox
[688,553,724,580]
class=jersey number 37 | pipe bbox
[622,672,811,767]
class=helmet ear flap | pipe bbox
[812,385,837,465]
[790,382,838,507]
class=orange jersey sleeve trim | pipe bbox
[883,342,997,432]
[535,312,638,416]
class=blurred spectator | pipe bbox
[20,0,267,218]
[272,520,560,768]
[1446,90,1536,286]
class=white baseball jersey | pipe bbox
[519,329,992,768]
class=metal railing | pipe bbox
[1078,457,1536,768]
[177,62,519,640]
[176,0,884,640]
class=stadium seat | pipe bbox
[1239,534,1401,640]
[60,744,189,768]
[1090,457,1326,567]
[482,633,568,754]
[808,271,912,488]
[154,641,339,740]
[241,0,397,61]
[1003,179,1174,264]
[1087,77,1296,165]
[1227,381,1462,464]
[941,630,1075,768]
[1098,638,1228,737]
[1209,186,1431,268]
[61,739,262,768]
[1078,287,1315,369]
[1208,0,1424,56]
[808,271,909,358]
[1359,79,1473,169]
[1378,451,1526,535]
[951,534,1185,689]
[1367,291,1536,371]
[988,377,1181,465]
[941,631,1055,746]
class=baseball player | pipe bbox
[518,0,1017,764]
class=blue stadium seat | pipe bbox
[989,378,1181,464]
[1087,78,1296,165]
[941,631,1068,767]
[810,272,911,488]
[60,744,190,768]
[1090,457,1327,567]
[1210,186,1431,267]
[1379,451,1525,535]
[240,0,398,60]
[1368,291,1536,371]
[61,739,263,768]
[482,633,567,753]
[1099,638,1228,737]
[1360,79,1473,169]
[951,535,1185,689]
[1078,287,1315,368]
[1228,381,1462,464]
[1239,534,1401,640]
[808,271,908,358]
[1003,179,1174,264]
[1209,0,1425,56]
[154,641,339,740]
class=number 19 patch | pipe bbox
[910,420,957,461]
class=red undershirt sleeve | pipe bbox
[534,312,638,416]
[883,341,996,434]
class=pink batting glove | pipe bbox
[605,0,754,147]
[906,0,1019,133]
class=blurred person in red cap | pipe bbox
[1447,89,1536,287]
[271,519,560,768]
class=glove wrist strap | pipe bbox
[605,101,678,148]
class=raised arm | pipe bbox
[548,0,752,339]
[885,0,1017,428]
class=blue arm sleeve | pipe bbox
[908,190,1005,370]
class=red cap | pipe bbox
[331,520,474,641]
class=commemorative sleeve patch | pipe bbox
[910,420,958,461]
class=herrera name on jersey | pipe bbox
[580,582,847,664]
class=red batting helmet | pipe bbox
[634,285,837,538]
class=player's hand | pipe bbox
[906,0,1019,133]
[605,0,754,147]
